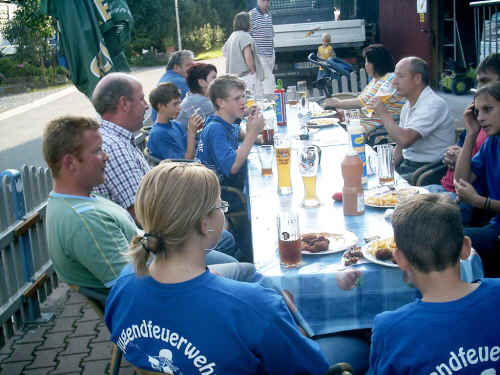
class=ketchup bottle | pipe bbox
[341,150,365,216]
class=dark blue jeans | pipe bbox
[464,224,500,277]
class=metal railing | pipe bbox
[471,0,500,63]
[0,166,57,350]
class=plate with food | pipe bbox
[364,186,427,208]
[361,237,398,267]
[306,118,340,128]
[310,110,337,119]
[301,231,358,255]
[341,246,367,267]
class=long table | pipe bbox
[247,105,483,337]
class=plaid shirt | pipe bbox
[93,120,150,210]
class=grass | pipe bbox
[195,47,223,61]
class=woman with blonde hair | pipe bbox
[104,162,329,374]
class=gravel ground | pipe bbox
[0,84,72,113]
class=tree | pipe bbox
[2,0,55,66]
[127,0,248,54]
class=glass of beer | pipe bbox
[274,134,292,195]
[375,144,395,186]
[257,145,274,176]
[365,82,396,117]
[298,145,320,207]
[277,212,302,268]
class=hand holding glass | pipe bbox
[366,83,397,117]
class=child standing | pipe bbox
[317,33,335,80]
[147,82,203,160]
[368,193,500,374]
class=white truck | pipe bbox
[247,0,371,86]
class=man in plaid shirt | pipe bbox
[91,73,239,263]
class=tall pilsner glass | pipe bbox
[274,134,292,195]
[299,145,320,207]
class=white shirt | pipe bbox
[400,86,455,163]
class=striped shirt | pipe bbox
[93,119,150,210]
[358,73,405,132]
[249,6,274,57]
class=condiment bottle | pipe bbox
[341,150,365,216]
[347,119,367,184]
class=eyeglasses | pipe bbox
[214,200,230,213]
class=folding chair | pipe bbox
[68,285,122,375]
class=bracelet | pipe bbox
[483,197,490,210]
[487,197,492,211]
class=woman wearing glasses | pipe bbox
[104,162,329,374]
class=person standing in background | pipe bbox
[249,0,275,97]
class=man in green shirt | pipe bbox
[43,116,137,291]
[43,116,257,291]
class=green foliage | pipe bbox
[127,0,248,54]
[129,53,168,67]
[184,24,224,54]
[1,0,55,66]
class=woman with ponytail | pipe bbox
[104,162,330,374]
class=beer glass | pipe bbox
[375,144,395,186]
[274,134,292,195]
[366,82,397,117]
[299,145,320,207]
[297,80,309,114]
[262,110,276,145]
[287,86,297,105]
[277,212,302,268]
[257,145,274,176]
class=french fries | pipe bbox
[368,237,397,256]
[365,192,398,206]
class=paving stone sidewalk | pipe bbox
[0,284,137,375]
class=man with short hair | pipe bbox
[43,116,257,290]
[91,72,150,220]
[91,72,239,263]
[152,50,195,122]
[373,57,455,180]
[249,0,275,97]
[44,116,136,291]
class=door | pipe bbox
[378,0,436,84]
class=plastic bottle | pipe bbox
[341,150,365,216]
[347,119,367,184]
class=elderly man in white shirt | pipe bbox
[372,56,455,180]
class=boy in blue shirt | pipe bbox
[368,193,500,374]
[147,82,203,160]
[197,75,264,192]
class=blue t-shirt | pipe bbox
[368,278,500,374]
[105,270,329,375]
[152,70,189,122]
[147,120,187,160]
[196,115,240,178]
[471,135,500,230]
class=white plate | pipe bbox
[306,118,340,128]
[364,186,428,208]
[310,110,337,119]
[361,241,398,268]
[301,231,358,255]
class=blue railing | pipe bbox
[0,166,58,350]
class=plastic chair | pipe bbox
[410,161,447,186]
[143,148,161,167]
[68,285,122,375]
